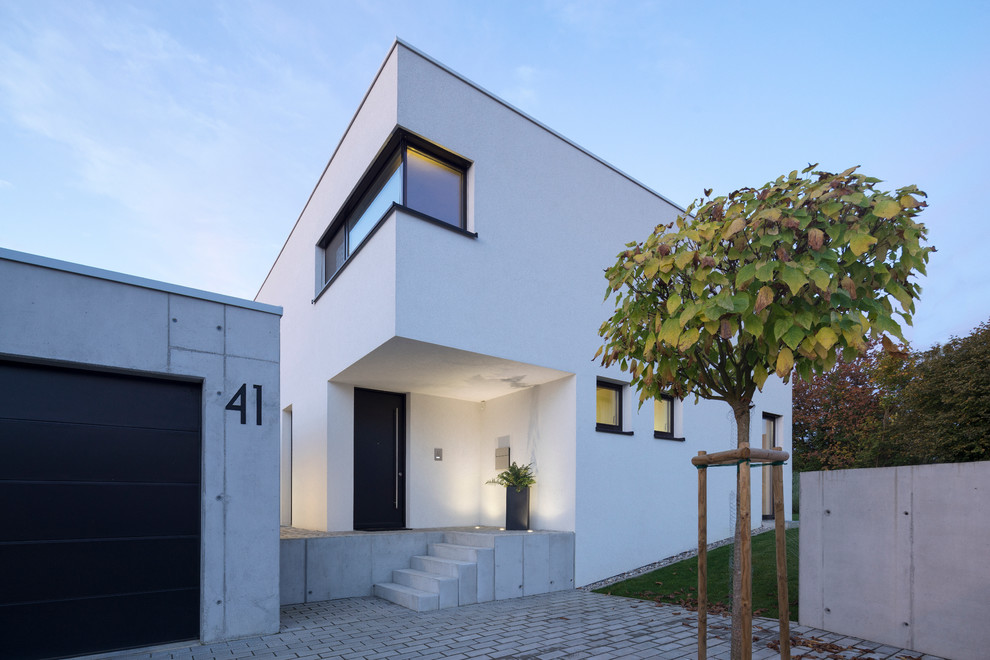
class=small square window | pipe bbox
[596,381,622,432]
[406,147,463,228]
[654,395,674,438]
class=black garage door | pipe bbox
[0,360,202,659]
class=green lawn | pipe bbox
[594,528,799,620]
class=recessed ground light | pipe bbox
[527,530,534,533]
[474,526,481,529]
[499,527,505,531]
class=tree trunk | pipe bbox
[731,402,751,660]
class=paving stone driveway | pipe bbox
[96,591,941,660]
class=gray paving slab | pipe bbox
[78,590,941,660]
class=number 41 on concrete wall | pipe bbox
[226,384,262,425]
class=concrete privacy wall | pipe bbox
[800,462,990,660]
[0,249,282,643]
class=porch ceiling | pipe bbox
[331,337,572,402]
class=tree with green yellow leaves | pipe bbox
[597,164,932,658]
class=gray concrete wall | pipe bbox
[800,462,990,660]
[0,249,282,644]
[281,529,575,606]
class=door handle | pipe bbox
[394,408,399,509]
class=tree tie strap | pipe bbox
[695,459,787,469]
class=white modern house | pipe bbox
[257,40,791,600]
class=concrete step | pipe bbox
[411,555,478,605]
[393,568,458,609]
[429,542,482,561]
[373,581,439,612]
[429,543,494,602]
[443,531,496,548]
[442,532,523,601]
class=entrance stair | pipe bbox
[279,527,575,608]
[373,536,494,611]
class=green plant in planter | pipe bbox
[486,462,536,492]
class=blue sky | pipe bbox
[1,0,987,349]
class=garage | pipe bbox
[1,247,281,654]
[0,359,202,659]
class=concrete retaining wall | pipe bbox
[800,462,990,660]
[280,528,575,605]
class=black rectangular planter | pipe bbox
[505,487,530,530]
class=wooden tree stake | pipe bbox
[690,444,790,660]
[773,447,791,660]
[738,442,752,660]
[697,451,707,660]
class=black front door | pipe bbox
[353,388,405,530]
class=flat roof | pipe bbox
[0,247,282,315]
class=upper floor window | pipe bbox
[405,147,463,226]
[318,129,470,287]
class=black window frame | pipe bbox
[761,411,782,520]
[315,128,473,299]
[762,412,780,447]
[595,380,631,435]
[653,393,677,440]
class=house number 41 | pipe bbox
[226,384,263,425]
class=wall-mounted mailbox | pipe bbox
[495,447,510,470]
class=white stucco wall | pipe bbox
[478,377,577,533]
[0,249,282,643]
[394,46,676,372]
[256,47,399,531]
[407,393,483,527]
[801,462,990,660]
[392,44,792,585]
[260,192,399,532]
[258,40,792,586]
[571,376,790,585]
